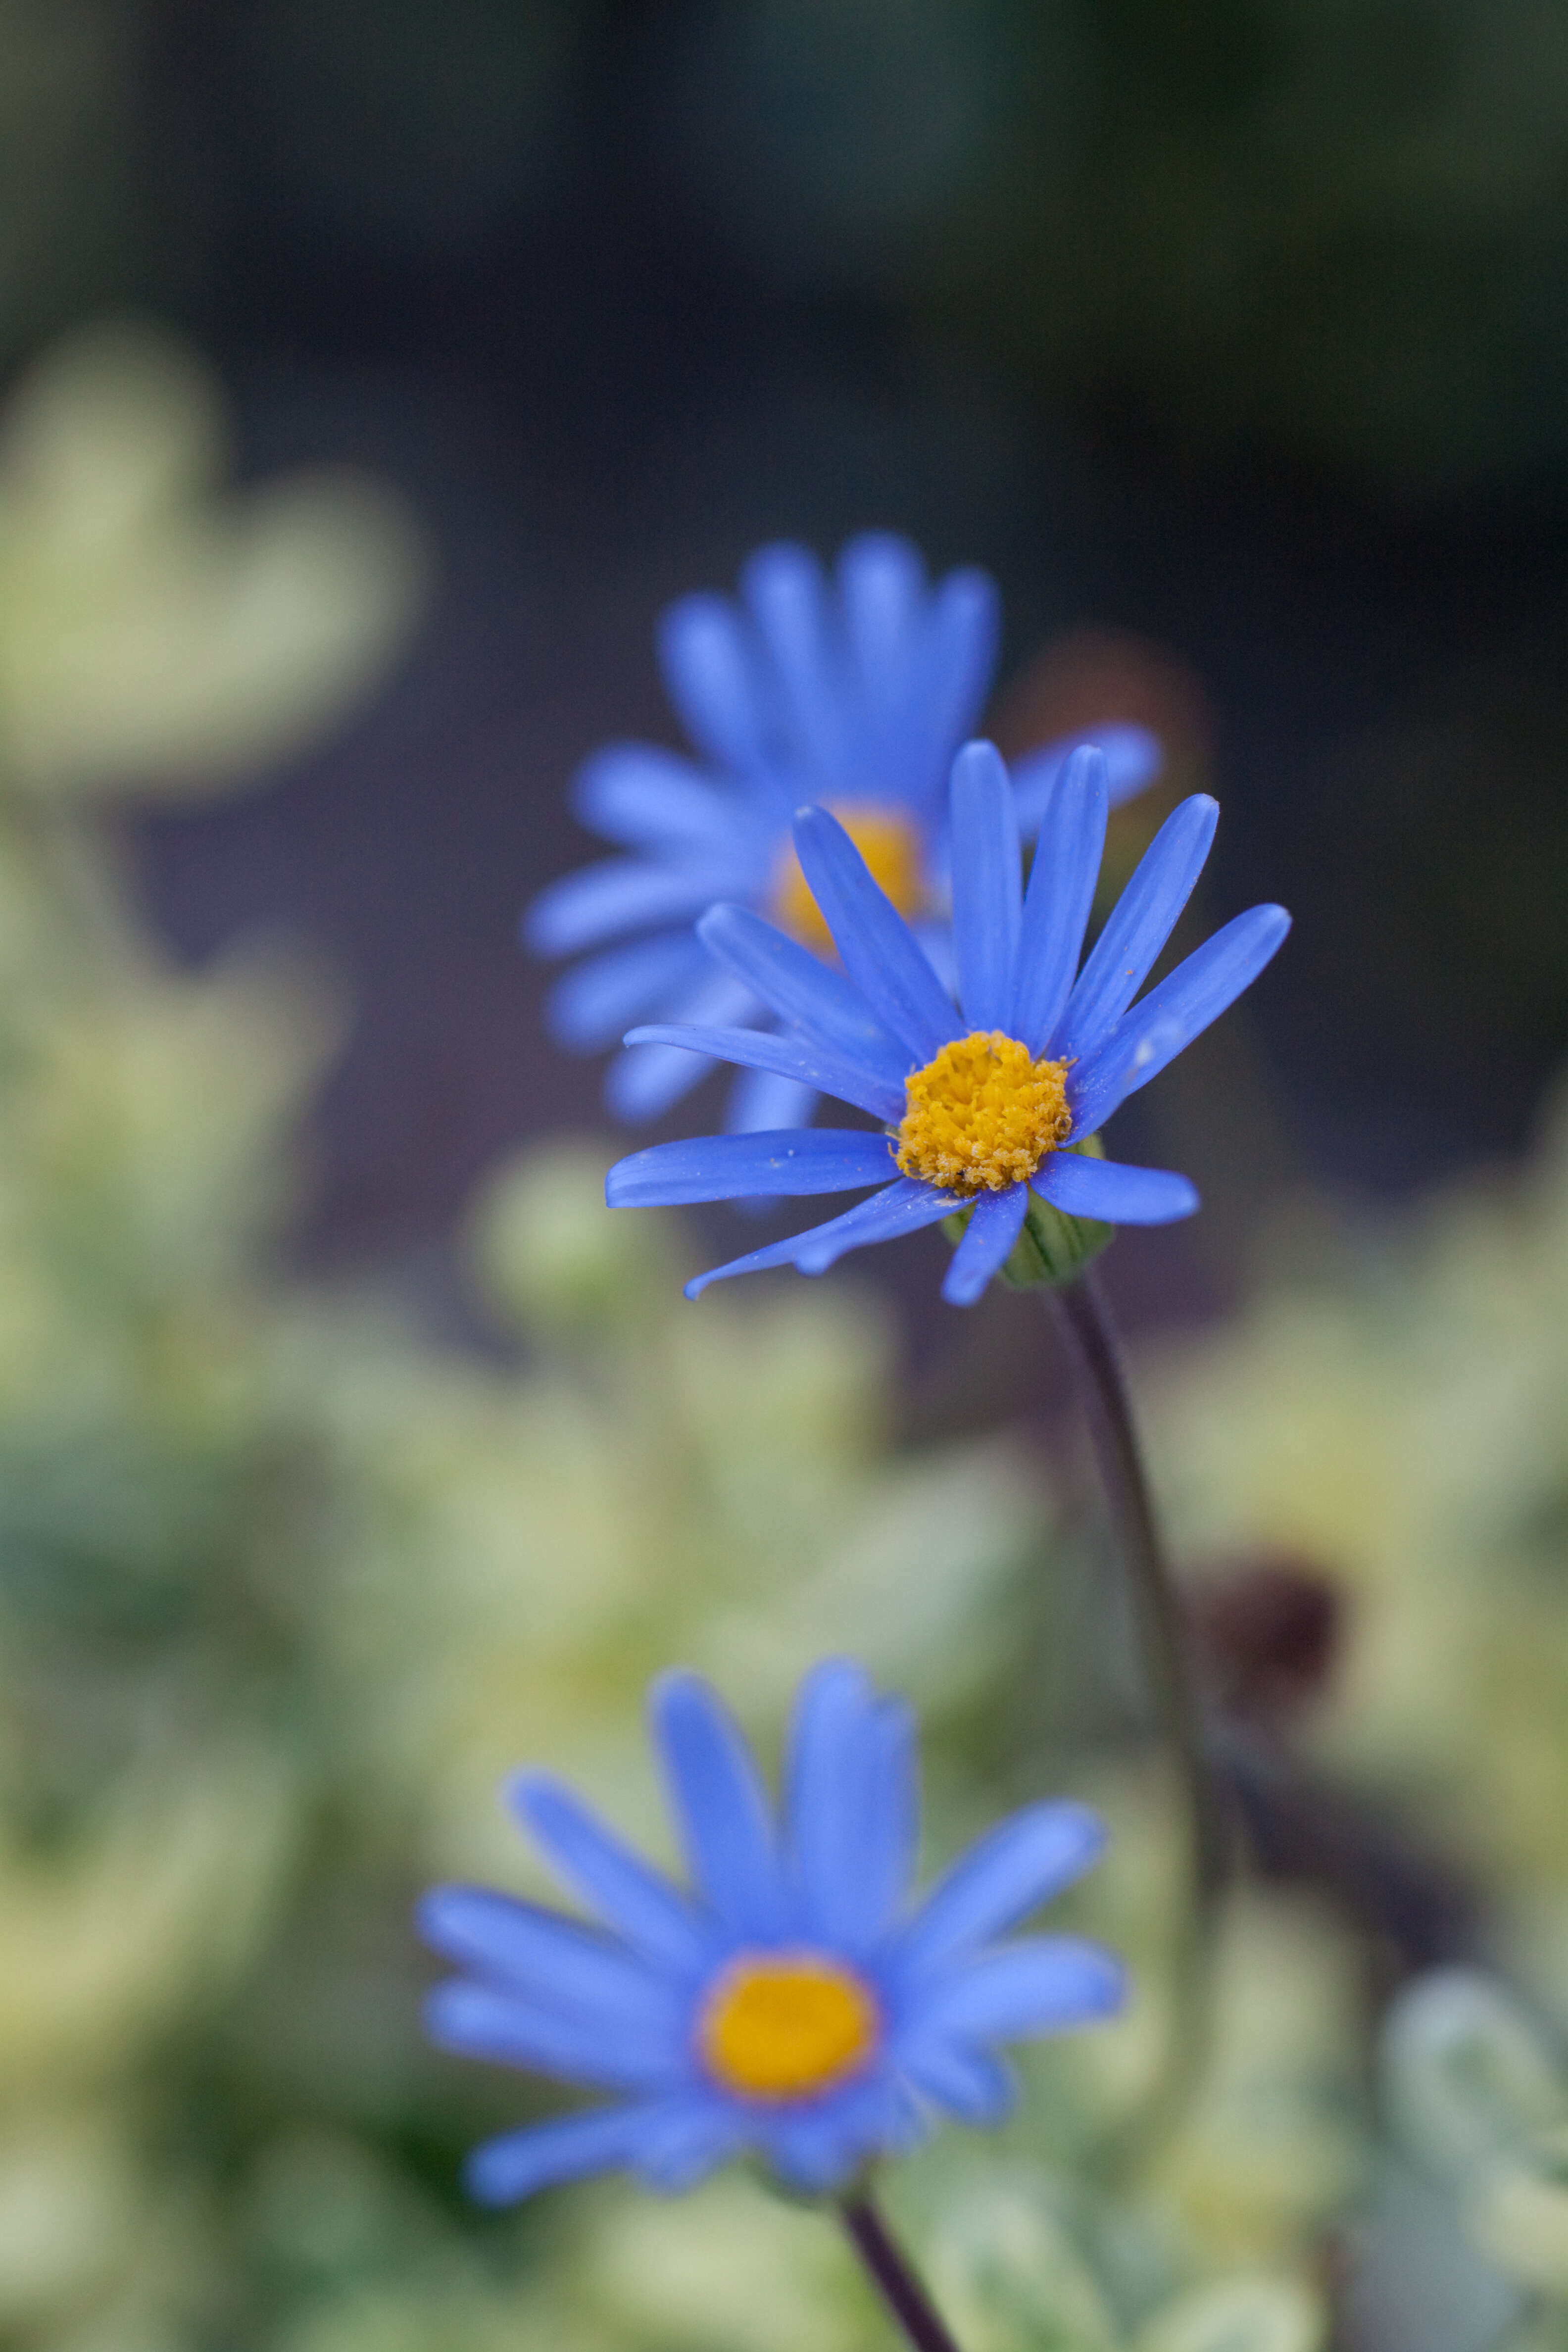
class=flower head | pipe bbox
[419,1661,1121,2203]
[525,534,1161,1123]
[605,741,1290,1305]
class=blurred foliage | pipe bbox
[0,308,1564,2352]
[1142,1085,1568,1911]
[0,311,1349,2350]
[0,310,1331,2350]
[1139,1091,1568,2348]
[0,322,422,793]
[1341,1971,1568,2349]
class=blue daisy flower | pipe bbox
[419,1660,1122,2204]
[604,741,1290,1305]
[525,533,1162,1125]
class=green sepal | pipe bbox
[940,1137,1112,1293]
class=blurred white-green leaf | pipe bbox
[0,321,423,796]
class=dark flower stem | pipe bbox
[840,2193,964,2352]
[1051,1270,1229,2131]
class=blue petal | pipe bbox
[681,1226,842,1297]
[940,1183,1028,1307]
[607,1129,896,1207]
[950,741,1022,1030]
[1055,794,1218,1060]
[725,1063,818,1133]
[1070,902,1291,1123]
[626,1023,903,1122]
[649,1670,788,1936]
[573,744,763,857]
[1033,1154,1198,1225]
[605,969,760,1123]
[605,1040,711,1122]
[1009,745,1108,1054]
[1010,724,1163,832]
[785,1663,915,1953]
[464,2104,672,2206]
[416,1888,677,2030]
[897,2039,1014,2125]
[912,1938,1126,2044]
[682,1176,953,1297]
[761,2073,925,2191]
[526,859,739,958]
[838,532,926,728]
[545,933,710,1052]
[424,1979,682,2094]
[792,808,956,1062]
[658,592,771,779]
[921,568,1001,794]
[896,1802,1107,1976]
[1099,723,1165,807]
[743,543,846,781]
[913,916,958,999]
[509,1772,713,1976]
[698,904,911,1088]
[791,1175,957,1274]
[1004,743,1069,835]
[1062,1018,1184,1142]
[630,2096,745,2194]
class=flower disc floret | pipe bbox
[897,1030,1072,1194]
[699,1950,880,2100]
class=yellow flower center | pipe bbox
[773,805,924,952]
[697,1949,880,2102]
[897,1030,1073,1194]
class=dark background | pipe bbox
[18,0,1567,1280]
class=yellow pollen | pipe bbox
[773,805,924,952]
[698,1950,880,2101]
[897,1030,1073,1194]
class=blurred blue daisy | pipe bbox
[420,1660,1121,2203]
[526,533,1162,1124]
[605,741,1289,1305]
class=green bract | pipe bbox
[943,1138,1114,1292]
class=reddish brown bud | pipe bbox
[1188,1554,1343,1724]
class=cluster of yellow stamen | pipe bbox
[897,1030,1073,1194]
[697,1949,881,2102]
[773,804,924,952]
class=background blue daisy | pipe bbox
[419,1660,1121,2204]
[605,742,1290,1305]
[525,533,1162,1125]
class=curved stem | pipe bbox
[840,2192,964,2352]
[1050,1269,1229,2142]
